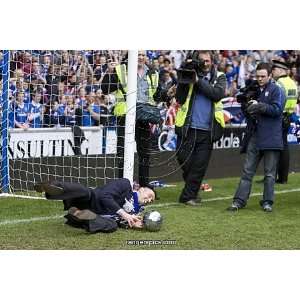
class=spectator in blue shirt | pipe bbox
[75,87,93,126]
[75,87,86,106]
[14,91,31,129]
[65,95,77,126]
[88,98,101,126]
[47,96,67,127]
[40,54,51,78]
[22,81,31,103]
[28,92,44,128]
[88,93,114,126]
[93,54,108,81]
[225,64,237,88]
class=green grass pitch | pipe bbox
[0,173,300,250]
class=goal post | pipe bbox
[123,50,138,183]
[1,50,10,193]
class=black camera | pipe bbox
[177,51,206,84]
[236,79,260,105]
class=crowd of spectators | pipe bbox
[1,50,300,129]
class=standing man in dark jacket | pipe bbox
[271,60,298,184]
[135,51,159,186]
[100,60,127,179]
[227,62,285,212]
[104,54,159,185]
[34,178,155,230]
[175,50,226,206]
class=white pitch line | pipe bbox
[0,215,63,226]
[0,188,299,226]
[0,193,45,200]
[149,187,300,208]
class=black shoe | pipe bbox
[34,182,64,196]
[68,207,97,221]
[263,204,273,212]
[226,202,241,212]
[34,183,47,193]
[64,215,86,229]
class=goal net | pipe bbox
[0,50,135,196]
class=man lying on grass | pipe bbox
[34,178,156,233]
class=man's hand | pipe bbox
[247,102,267,117]
[27,113,34,122]
[21,123,30,130]
[125,214,142,228]
[132,218,143,229]
[119,209,142,228]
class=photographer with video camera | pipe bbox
[235,78,261,153]
[175,50,226,206]
[227,63,285,213]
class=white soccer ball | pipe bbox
[143,210,163,232]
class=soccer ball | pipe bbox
[143,210,163,232]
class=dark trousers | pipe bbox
[46,181,92,211]
[116,118,151,186]
[277,129,289,183]
[49,181,118,233]
[233,135,280,207]
[176,128,212,202]
[116,116,126,178]
[135,120,151,186]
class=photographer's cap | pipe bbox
[272,60,289,70]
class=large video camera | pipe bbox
[177,51,206,84]
[236,79,260,105]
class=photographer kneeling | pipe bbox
[175,50,226,206]
[227,63,285,213]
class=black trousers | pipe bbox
[277,129,289,183]
[135,120,151,186]
[46,181,92,211]
[176,128,212,202]
[116,116,126,178]
[116,118,151,186]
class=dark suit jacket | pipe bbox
[90,178,133,215]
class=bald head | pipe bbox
[137,187,155,205]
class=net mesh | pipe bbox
[1,50,130,194]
